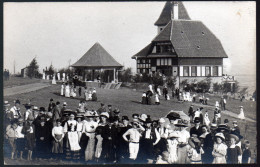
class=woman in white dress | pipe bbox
[61,83,64,96]
[167,131,180,163]
[212,133,227,164]
[204,110,211,127]
[237,106,245,120]
[65,83,70,98]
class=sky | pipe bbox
[4,1,256,77]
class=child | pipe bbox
[22,117,35,161]
[65,83,70,98]
[204,110,210,127]
[237,106,245,120]
[88,90,92,101]
[212,133,227,164]
[242,140,251,164]
[52,119,64,160]
[155,93,160,105]
[226,134,242,164]
[61,83,64,96]
[187,134,204,164]
[6,122,18,159]
[167,131,180,163]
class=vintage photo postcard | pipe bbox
[3,1,256,165]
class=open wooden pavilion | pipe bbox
[71,42,123,83]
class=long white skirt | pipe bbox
[61,87,64,96]
[65,88,70,97]
[238,110,245,120]
[68,132,81,151]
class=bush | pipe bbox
[213,82,222,92]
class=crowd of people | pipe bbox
[4,94,252,164]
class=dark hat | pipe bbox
[194,117,200,123]
[166,112,180,120]
[111,116,120,122]
[15,100,20,104]
[132,113,139,118]
[145,118,153,124]
[230,131,243,140]
[175,119,189,127]
[200,107,203,110]
[76,113,84,119]
[224,119,229,123]
[108,104,112,107]
[122,116,129,121]
[101,103,105,106]
[50,98,54,101]
[24,103,32,109]
[216,124,229,132]
[39,107,46,112]
[56,101,60,105]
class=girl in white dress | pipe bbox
[212,133,227,164]
[167,131,180,163]
[204,110,211,127]
[237,106,245,120]
[88,90,92,101]
[155,93,160,105]
[61,83,64,96]
[65,83,70,98]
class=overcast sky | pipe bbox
[4,1,256,76]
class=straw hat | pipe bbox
[168,131,180,138]
[4,101,10,106]
[229,134,240,143]
[215,133,225,141]
[175,119,189,127]
[159,118,166,123]
[100,112,109,118]
[84,110,94,117]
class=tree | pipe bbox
[26,58,39,78]
[167,76,177,91]
[48,64,55,77]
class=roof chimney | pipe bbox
[171,1,179,20]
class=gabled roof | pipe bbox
[131,43,152,59]
[72,42,123,68]
[154,1,191,26]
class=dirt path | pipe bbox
[4,82,51,96]
[192,103,256,123]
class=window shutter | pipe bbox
[201,66,205,76]
[218,66,222,76]
[197,66,201,76]
[179,66,183,76]
[189,66,191,76]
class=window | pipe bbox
[168,58,172,65]
[213,66,218,76]
[142,59,145,63]
[156,59,160,66]
[183,66,189,76]
[161,59,164,66]
[137,69,140,73]
[191,66,197,76]
[140,69,143,73]
[137,59,140,63]
[205,66,211,76]
[148,59,151,63]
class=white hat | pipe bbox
[33,106,39,110]
[4,101,10,106]
[159,118,166,123]
[63,102,67,106]
[100,112,109,118]
[240,106,243,108]
[215,133,225,140]
[139,114,147,122]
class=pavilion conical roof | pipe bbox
[72,42,123,68]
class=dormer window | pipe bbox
[202,32,205,35]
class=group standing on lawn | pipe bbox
[4,84,251,164]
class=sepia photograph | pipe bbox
[3,1,256,165]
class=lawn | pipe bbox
[3,83,257,164]
[4,76,46,88]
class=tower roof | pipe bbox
[72,42,123,68]
[154,1,191,26]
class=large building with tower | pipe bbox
[132,1,228,87]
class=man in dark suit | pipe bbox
[188,105,194,123]
[190,117,203,137]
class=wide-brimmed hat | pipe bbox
[215,133,225,141]
[139,114,148,122]
[229,134,240,143]
[210,123,218,129]
[100,112,109,118]
[46,112,53,118]
[33,106,39,111]
[224,119,229,123]
[244,140,250,146]
[132,113,139,118]
[85,110,94,117]
[175,119,189,127]
[216,124,229,132]
[108,104,112,107]
[168,131,180,138]
[18,118,24,123]
[159,118,166,123]
[122,116,129,121]
[4,101,10,106]
[166,112,180,120]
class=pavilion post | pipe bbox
[114,68,116,83]
[92,69,95,81]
